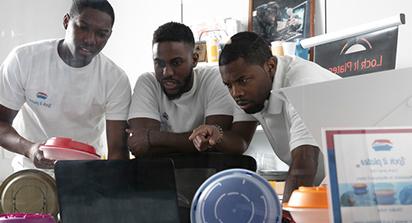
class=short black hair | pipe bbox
[69,0,115,26]
[152,22,195,48]
[219,31,272,66]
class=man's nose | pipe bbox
[84,31,96,45]
[162,64,174,77]
[230,85,243,98]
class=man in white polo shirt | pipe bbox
[0,0,131,171]
[190,32,340,202]
[127,22,236,156]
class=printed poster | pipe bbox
[323,127,412,223]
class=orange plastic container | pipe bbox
[287,185,328,208]
[283,185,330,223]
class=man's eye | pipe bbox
[97,32,109,38]
[78,25,88,31]
[154,61,165,68]
[171,60,182,67]
[239,78,249,85]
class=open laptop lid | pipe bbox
[276,67,412,146]
[55,159,180,223]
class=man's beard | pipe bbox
[244,103,265,114]
[163,72,193,100]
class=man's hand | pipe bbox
[189,124,223,151]
[126,128,150,157]
[283,145,319,203]
[28,143,56,169]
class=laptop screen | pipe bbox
[54,159,180,223]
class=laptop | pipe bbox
[54,159,180,223]
[276,67,412,146]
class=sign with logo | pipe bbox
[315,27,399,78]
[323,127,412,223]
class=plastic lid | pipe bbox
[191,169,281,223]
[39,137,100,160]
[43,137,97,155]
[0,170,58,216]
[286,185,328,209]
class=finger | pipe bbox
[190,127,204,139]
[193,137,201,149]
[188,132,196,141]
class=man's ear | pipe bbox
[265,56,277,78]
[192,52,199,67]
[63,14,70,30]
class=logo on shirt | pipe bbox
[162,112,169,120]
[28,91,52,108]
[36,92,48,100]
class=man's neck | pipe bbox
[57,40,91,68]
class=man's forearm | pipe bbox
[147,130,198,155]
[283,145,319,203]
[211,131,249,154]
[0,121,33,157]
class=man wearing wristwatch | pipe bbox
[126,22,237,157]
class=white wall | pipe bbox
[0,0,70,64]
[326,0,412,69]
[103,0,181,87]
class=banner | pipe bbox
[314,27,398,78]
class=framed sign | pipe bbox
[248,0,314,43]
[323,127,412,223]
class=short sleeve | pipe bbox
[286,103,318,150]
[105,71,132,120]
[0,48,26,110]
[204,66,235,117]
[128,73,161,121]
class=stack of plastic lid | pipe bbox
[0,170,58,219]
[39,137,100,160]
[0,213,55,223]
[191,169,281,223]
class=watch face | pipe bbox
[191,169,282,223]
[0,169,58,217]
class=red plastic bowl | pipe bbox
[0,213,55,223]
[39,137,100,160]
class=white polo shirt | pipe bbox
[234,56,340,183]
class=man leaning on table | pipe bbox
[190,31,340,202]
[126,22,238,157]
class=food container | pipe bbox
[191,169,281,223]
[0,213,55,223]
[0,170,58,218]
[39,137,100,160]
[283,185,330,223]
